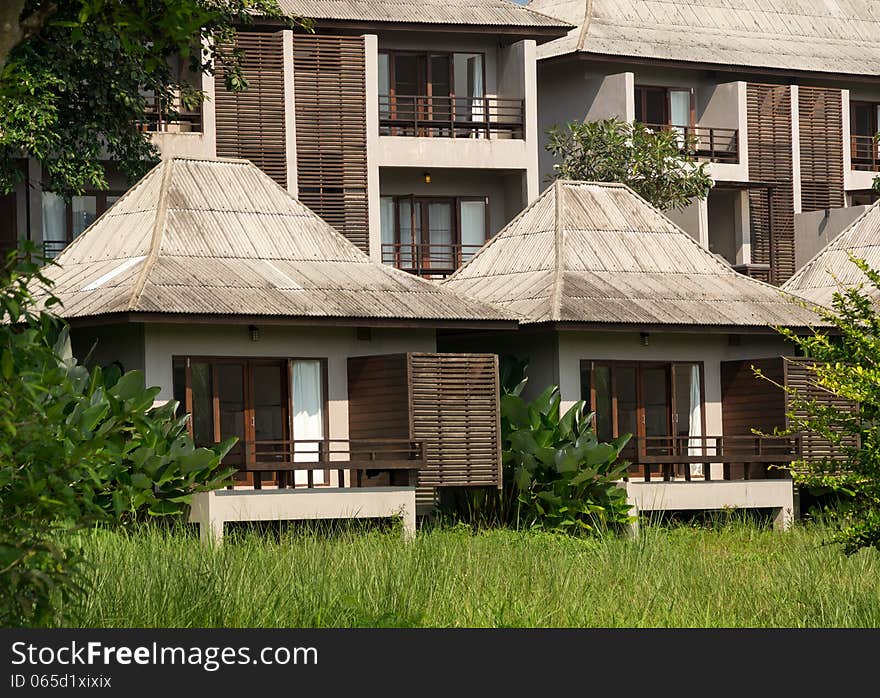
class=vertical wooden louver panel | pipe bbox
[408,353,502,489]
[214,32,287,188]
[798,87,845,213]
[747,84,795,283]
[292,35,369,253]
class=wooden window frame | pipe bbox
[634,84,696,128]
[388,194,490,272]
[850,100,880,137]
[63,191,124,243]
[173,355,330,470]
[580,359,707,476]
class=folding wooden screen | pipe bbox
[721,357,857,464]
[348,353,502,490]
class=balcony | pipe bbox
[382,242,484,278]
[42,239,69,260]
[851,134,880,172]
[644,123,739,164]
[379,95,524,140]
[139,93,202,134]
[623,434,801,482]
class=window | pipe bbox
[580,360,705,477]
[41,190,123,258]
[172,357,328,487]
[851,101,880,170]
[634,85,694,128]
[378,50,489,137]
[380,195,488,275]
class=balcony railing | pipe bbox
[623,434,801,482]
[643,123,739,164]
[851,134,880,172]
[233,438,426,489]
[42,239,68,260]
[140,93,202,133]
[379,95,524,140]
[382,242,484,278]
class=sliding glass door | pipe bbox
[581,361,705,477]
[173,357,326,486]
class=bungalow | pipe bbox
[37,156,516,540]
[441,180,820,527]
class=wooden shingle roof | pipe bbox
[40,158,515,327]
[443,180,819,329]
[530,0,880,77]
[783,201,880,309]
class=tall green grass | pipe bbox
[66,520,880,628]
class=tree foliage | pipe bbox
[546,118,714,211]
[0,0,306,197]
[770,257,880,554]
[0,249,234,625]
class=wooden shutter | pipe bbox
[292,35,369,253]
[408,353,502,489]
[798,87,845,213]
[784,359,857,463]
[215,31,287,188]
[747,84,795,283]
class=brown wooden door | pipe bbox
[0,193,17,258]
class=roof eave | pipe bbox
[516,320,827,335]
[539,50,880,84]
[65,312,520,331]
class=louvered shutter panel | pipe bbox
[798,87,845,213]
[214,32,287,188]
[292,35,369,253]
[747,83,795,283]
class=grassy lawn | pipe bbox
[66,520,880,628]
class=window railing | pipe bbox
[379,95,524,139]
[233,438,426,489]
[623,434,802,482]
[851,134,880,172]
[643,123,739,164]
[382,242,484,278]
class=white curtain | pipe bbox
[41,192,66,242]
[380,197,395,265]
[468,56,484,128]
[687,364,704,476]
[669,89,691,147]
[292,360,325,486]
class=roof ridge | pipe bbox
[550,179,565,322]
[783,199,880,290]
[575,0,593,50]
[126,159,174,311]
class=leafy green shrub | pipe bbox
[0,249,233,625]
[770,257,880,553]
[501,376,633,533]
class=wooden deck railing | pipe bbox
[851,134,880,172]
[42,239,68,260]
[381,242,484,277]
[379,95,524,139]
[643,123,739,164]
[233,438,426,490]
[624,434,802,482]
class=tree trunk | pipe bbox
[0,1,55,75]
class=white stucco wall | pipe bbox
[143,323,436,441]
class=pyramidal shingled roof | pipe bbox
[41,157,514,325]
[783,200,880,309]
[443,180,818,329]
